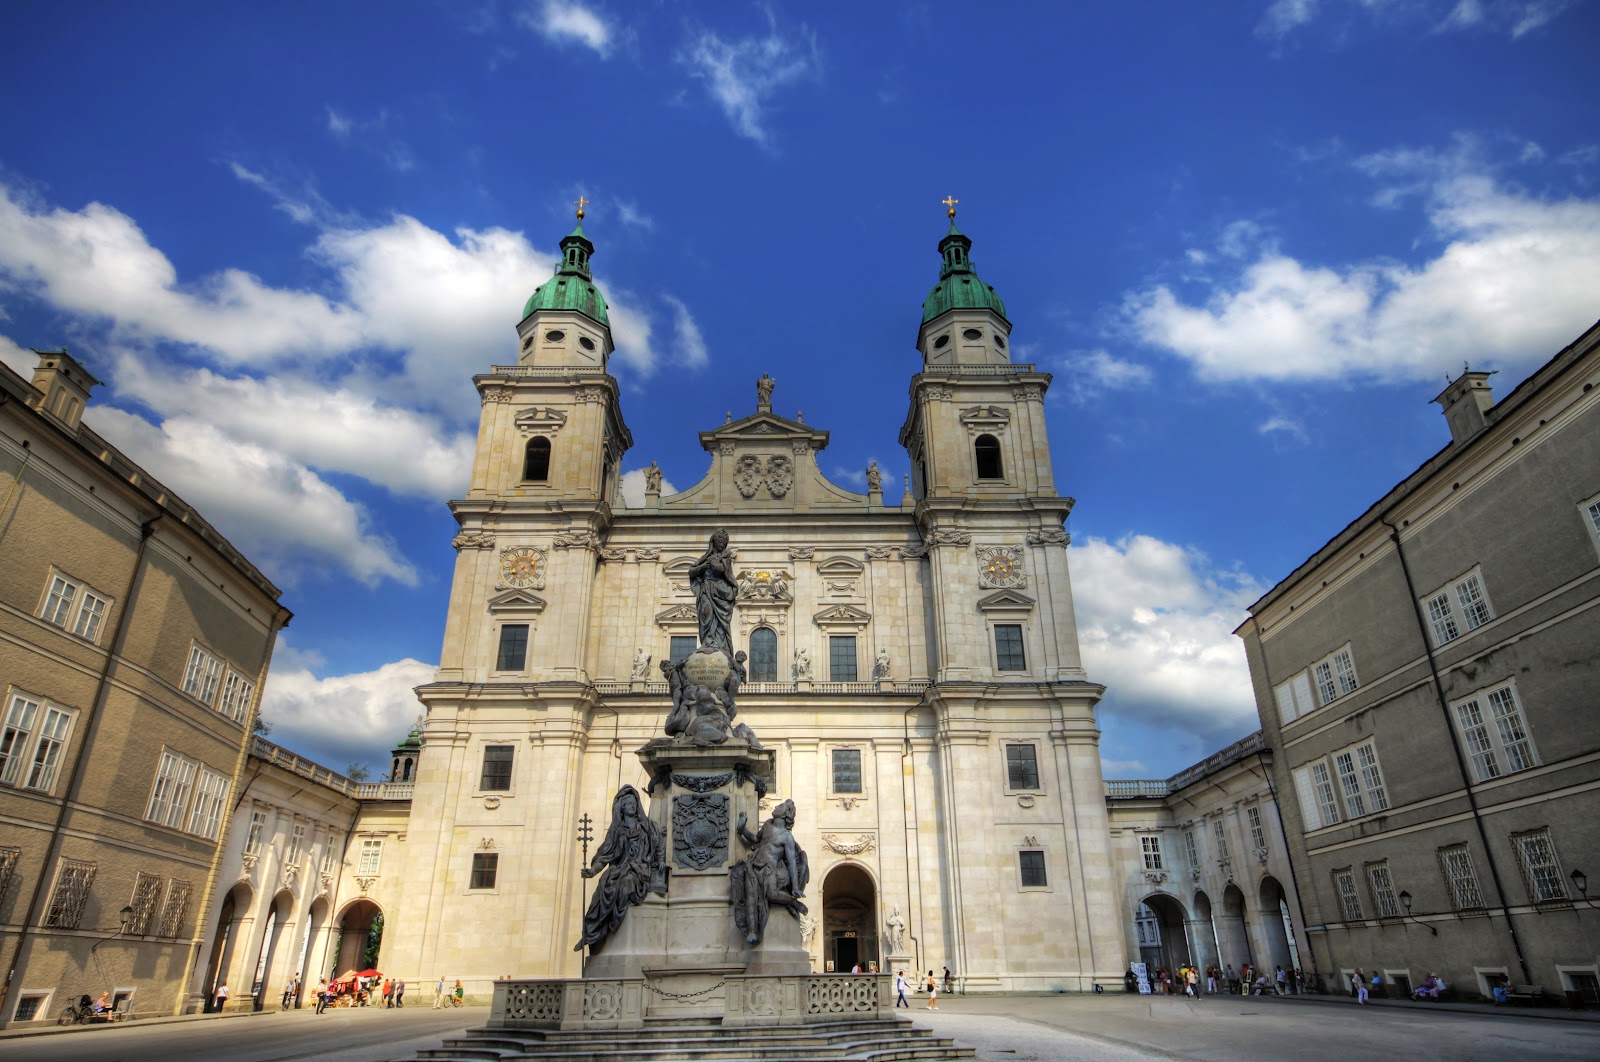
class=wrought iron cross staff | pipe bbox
[576,812,594,955]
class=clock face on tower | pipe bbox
[501,546,545,589]
[985,555,1016,581]
[977,545,1025,589]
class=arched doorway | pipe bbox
[252,890,293,1011]
[821,864,878,973]
[1257,876,1298,977]
[1134,893,1191,976]
[1217,883,1252,970]
[203,882,252,1010]
[333,899,384,976]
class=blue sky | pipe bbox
[2,1,1596,778]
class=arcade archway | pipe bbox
[1257,876,1298,976]
[333,899,384,976]
[1134,893,1190,975]
[821,864,878,973]
[203,882,252,1009]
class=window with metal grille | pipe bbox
[1005,744,1039,789]
[828,636,857,681]
[994,624,1026,671]
[1019,850,1047,887]
[1568,972,1600,1008]
[1333,868,1362,922]
[470,852,498,890]
[496,624,529,671]
[831,748,862,793]
[749,627,778,682]
[670,636,697,663]
[1437,845,1484,910]
[1512,828,1568,903]
[159,880,191,937]
[14,994,46,1022]
[44,858,96,929]
[1366,861,1400,918]
[0,846,19,909]
[480,745,514,791]
[1142,836,1163,871]
[127,872,164,935]
[1452,683,1537,781]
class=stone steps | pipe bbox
[405,1016,975,1062]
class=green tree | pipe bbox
[345,762,371,782]
[363,912,384,970]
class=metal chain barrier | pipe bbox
[643,977,726,1000]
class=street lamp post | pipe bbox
[1398,891,1438,936]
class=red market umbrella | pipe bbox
[358,969,381,978]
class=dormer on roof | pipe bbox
[28,347,100,434]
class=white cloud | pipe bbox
[678,13,820,147]
[521,0,613,56]
[1258,414,1309,444]
[325,106,354,139]
[89,407,417,587]
[1126,162,1600,382]
[1099,758,1151,778]
[0,334,34,377]
[663,294,709,369]
[1262,0,1575,41]
[619,465,677,508]
[1072,534,1262,743]
[259,650,436,775]
[1059,349,1154,403]
[1257,0,1320,41]
[320,107,415,172]
[615,200,654,231]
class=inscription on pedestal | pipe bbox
[672,793,730,869]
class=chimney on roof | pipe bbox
[28,348,101,435]
[1433,370,1496,446]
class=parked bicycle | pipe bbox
[57,995,98,1025]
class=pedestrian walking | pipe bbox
[315,979,329,1014]
[1354,968,1368,1004]
[1369,970,1383,1001]
[382,978,393,1008]
[1275,965,1287,996]
[1206,965,1218,994]
[434,975,445,1009]
[894,970,909,1008]
[924,970,939,1010]
[214,982,229,1012]
[394,979,405,1007]
[1224,964,1237,995]
[943,966,953,994]
[453,980,464,1007]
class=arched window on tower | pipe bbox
[749,627,778,682]
[974,434,1003,480]
[524,437,551,482]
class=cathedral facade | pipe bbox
[362,211,1122,992]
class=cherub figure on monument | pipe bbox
[574,786,666,952]
[728,799,810,945]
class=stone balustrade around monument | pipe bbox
[490,973,892,1031]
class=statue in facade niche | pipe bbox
[574,786,666,952]
[688,529,737,655]
[644,461,663,493]
[873,647,891,680]
[792,647,811,681]
[631,647,652,680]
[729,800,810,945]
[884,902,906,954]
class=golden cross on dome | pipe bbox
[942,195,958,219]
[574,196,589,220]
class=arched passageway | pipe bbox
[203,883,252,1010]
[1216,883,1253,970]
[821,863,878,972]
[1191,890,1220,973]
[1257,876,1299,977]
[1134,894,1191,977]
[251,890,293,1011]
[333,899,384,976]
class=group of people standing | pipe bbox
[892,968,954,1010]
[1135,962,1300,997]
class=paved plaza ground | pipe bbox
[1,992,1595,1061]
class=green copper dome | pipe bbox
[521,221,610,328]
[921,221,1007,326]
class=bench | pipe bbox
[1508,984,1546,1006]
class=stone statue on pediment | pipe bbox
[756,373,775,409]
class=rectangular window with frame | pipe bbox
[470,852,498,890]
[186,768,229,840]
[218,671,255,724]
[158,879,191,937]
[357,838,383,876]
[1247,806,1267,851]
[1366,861,1400,918]
[1019,849,1048,887]
[1452,683,1537,782]
[831,748,862,793]
[1333,867,1363,922]
[1422,569,1493,646]
[127,871,164,935]
[245,809,266,855]
[22,705,73,793]
[496,624,529,671]
[669,636,697,663]
[286,822,306,865]
[828,636,858,681]
[1273,671,1316,725]
[480,745,514,791]
[40,574,80,628]
[994,624,1026,671]
[321,836,339,874]
[1005,744,1039,790]
[1313,645,1359,705]
[1184,829,1199,868]
[182,644,224,705]
[1212,818,1229,860]
[0,692,41,786]
[146,751,198,830]
[0,846,20,912]
[72,591,109,642]
[1141,835,1163,871]
[1437,844,1484,911]
[1512,828,1568,903]
[1582,492,1600,559]
[44,858,96,929]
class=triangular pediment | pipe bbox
[487,589,548,615]
[655,604,698,627]
[976,589,1036,612]
[813,604,872,629]
[699,410,830,453]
